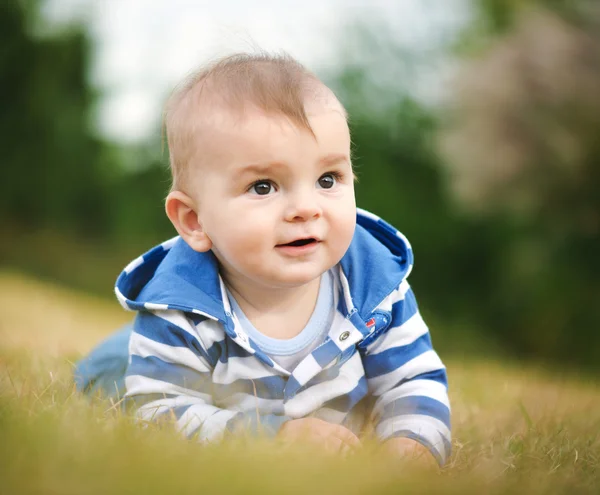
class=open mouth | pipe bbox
[279,238,318,247]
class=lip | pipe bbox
[275,238,321,256]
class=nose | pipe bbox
[284,187,322,222]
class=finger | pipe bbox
[322,435,347,455]
[329,425,361,448]
[318,430,358,457]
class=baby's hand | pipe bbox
[277,418,361,455]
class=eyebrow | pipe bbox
[235,162,286,178]
[237,153,350,175]
[319,153,350,166]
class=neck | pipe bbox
[222,272,322,339]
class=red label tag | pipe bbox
[366,318,376,329]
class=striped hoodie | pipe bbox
[115,208,451,464]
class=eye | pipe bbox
[249,180,275,195]
[317,173,337,189]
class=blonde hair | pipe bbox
[164,53,339,191]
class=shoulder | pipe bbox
[132,309,226,366]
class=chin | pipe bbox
[273,277,317,288]
[269,270,324,288]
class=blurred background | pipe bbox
[1,0,598,369]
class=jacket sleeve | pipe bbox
[362,281,451,465]
[125,309,289,442]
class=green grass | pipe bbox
[1,270,599,494]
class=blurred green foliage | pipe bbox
[1,0,107,234]
[1,0,598,369]
[439,0,600,368]
[460,0,595,46]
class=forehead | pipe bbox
[194,102,350,173]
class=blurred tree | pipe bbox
[459,0,598,47]
[107,147,174,243]
[0,0,113,237]
[0,0,173,293]
[440,3,600,366]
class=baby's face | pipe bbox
[188,101,356,290]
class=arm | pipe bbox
[362,281,451,466]
[125,310,289,442]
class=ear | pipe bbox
[165,191,212,252]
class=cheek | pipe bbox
[340,217,357,247]
[330,207,356,252]
[212,213,271,255]
[331,194,356,229]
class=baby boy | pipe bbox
[113,53,451,465]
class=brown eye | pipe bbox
[251,181,273,195]
[317,174,336,189]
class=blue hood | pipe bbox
[115,208,414,323]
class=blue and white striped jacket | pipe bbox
[115,208,451,464]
